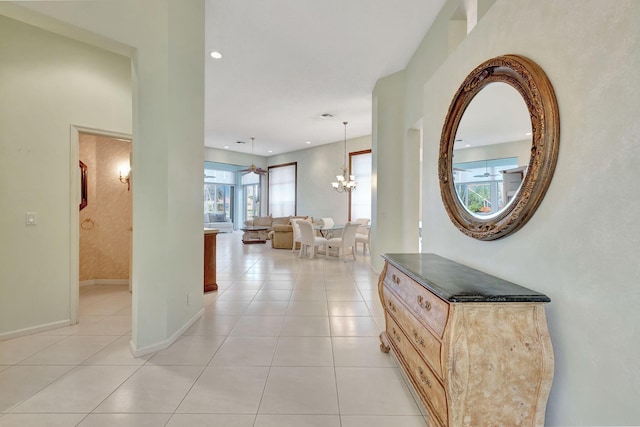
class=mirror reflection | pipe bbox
[452,82,531,217]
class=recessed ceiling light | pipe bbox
[525,132,532,136]
[210,51,222,59]
[305,141,311,144]
[268,150,273,153]
[465,144,471,148]
[223,145,229,149]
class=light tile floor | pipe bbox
[0,232,427,426]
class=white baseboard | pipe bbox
[80,279,129,287]
[129,307,205,357]
[0,319,71,341]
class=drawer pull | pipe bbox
[391,274,401,285]
[417,295,432,311]
[391,327,402,343]
[412,329,425,347]
[388,300,397,313]
[418,367,432,388]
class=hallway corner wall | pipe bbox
[0,14,132,338]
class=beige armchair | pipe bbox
[271,224,294,249]
[262,216,312,248]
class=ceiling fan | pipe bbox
[473,161,500,178]
[239,137,267,175]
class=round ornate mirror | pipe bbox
[438,54,559,240]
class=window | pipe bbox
[349,150,372,221]
[268,163,297,216]
[452,157,518,215]
[204,167,235,224]
[242,172,261,221]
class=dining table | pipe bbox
[315,224,344,239]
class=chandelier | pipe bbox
[331,121,357,193]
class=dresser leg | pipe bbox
[379,332,391,353]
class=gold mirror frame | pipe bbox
[438,54,559,240]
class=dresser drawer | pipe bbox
[386,315,448,425]
[385,264,449,337]
[382,287,443,379]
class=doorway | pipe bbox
[70,127,132,324]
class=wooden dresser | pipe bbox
[378,253,554,427]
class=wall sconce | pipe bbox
[119,166,131,191]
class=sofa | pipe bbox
[245,215,315,248]
[204,212,234,233]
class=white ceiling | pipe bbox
[7,0,447,157]
[204,0,446,156]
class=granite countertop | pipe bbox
[382,253,550,303]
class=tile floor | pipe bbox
[0,232,427,426]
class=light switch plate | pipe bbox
[26,212,37,225]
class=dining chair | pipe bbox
[327,222,359,261]
[355,226,371,255]
[298,220,328,259]
[290,218,303,252]
[353,218,370,226]
[353,217,370,235]
[320,217,335,228]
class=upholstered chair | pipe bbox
[320,217,335,228]
[290,218,303,252]
[327,222,359,261]
[355,226,371,255]
[353,217,370,235]
[297,220,328,259]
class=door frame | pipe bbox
[69,125,132,324]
